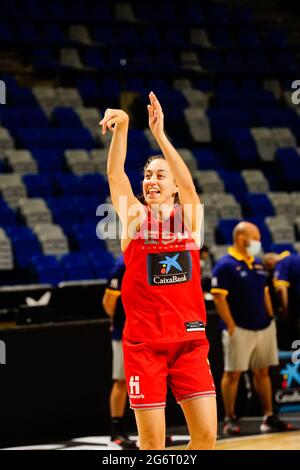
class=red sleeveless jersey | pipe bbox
[121,205,207,343]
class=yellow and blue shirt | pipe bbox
[211,246,271,330]
[274,252,300,314]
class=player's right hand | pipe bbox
[99,109,129,135]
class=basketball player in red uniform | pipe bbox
[99,92,216,450]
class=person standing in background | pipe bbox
[102,255,136,449]
[211,222,292,435]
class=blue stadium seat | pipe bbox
[82,48,106,70]
[181,4,204,24]
[164,27,186,47]
[52,107,83,128]
[67,0,90,22]
[124,78,146,94]
[193,149,223,169]
[1,0,18,19]
[32,149,64,173]
[29,255,65,284]
[80,174,109,199]
[89,2,112,21]
[70,221,105,252]
[0,107,48,130]
[133,3,156,21]
[0,199,16,227]
[128,129,152,153]
[140,26,161,47]
[238,29,261,48]
[61,253,95,281]
[16,22,39,43]
[77,77,102,102]
[7,226,41,268]
[116,25,139,47]
[98,78,121,102]
[20,0,44,20]
[210,30,234,48]
[216,219,241,244]
[257,109,300,139]
[246,194,275,218]
[126,170,142,195]
[43,2,66,21]
[131,51,153,73]
[218,170,248,203]
[231,6,254,24]
[8,87,38,106]
[42,24,66,44]
[206,3,230,24]
[54,174,86,196]
[265,29,289,48]
[75,196,103,222]
[92,26,113,44]
[33,47,58,71]
[87,250,115,278]
[229,128,258,164]
[46,196,80,232]
[207,108,252,141]
[276,148,300,188]
[158,3,178,22]
[17,128,95,151]
[23,174,53,198]
[155,49,180,73]
[0,22,14,42]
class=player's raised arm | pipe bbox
[99,109,144,235]
[147,92,202,242]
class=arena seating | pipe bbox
[0,0,300,286]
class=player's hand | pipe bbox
[99,109,129,135]
[147,91,164,139]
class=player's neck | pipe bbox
[149,203,174,221]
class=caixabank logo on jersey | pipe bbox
[274,352,300,412]
[147,251,192,286]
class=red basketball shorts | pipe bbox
[123,337,216,410]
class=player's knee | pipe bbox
[190,428,216,449]
[139,436,165,450]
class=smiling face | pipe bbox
[143,157,178,207]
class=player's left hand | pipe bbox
[147,91,164,139]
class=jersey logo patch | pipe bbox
[147,251,192,286]
[185,321,205,332]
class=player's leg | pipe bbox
[169,339,217,449]
[180,396,217,450]
[134,408,166,450]
[123,339,168,450]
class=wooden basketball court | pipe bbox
[215,430,300,450]
[168,430,300,450]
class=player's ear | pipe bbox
[172,185,178,198]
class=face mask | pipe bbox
[246,239,261,257]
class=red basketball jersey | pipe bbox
[121,205,207,343]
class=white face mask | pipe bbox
[246,239,261,257]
